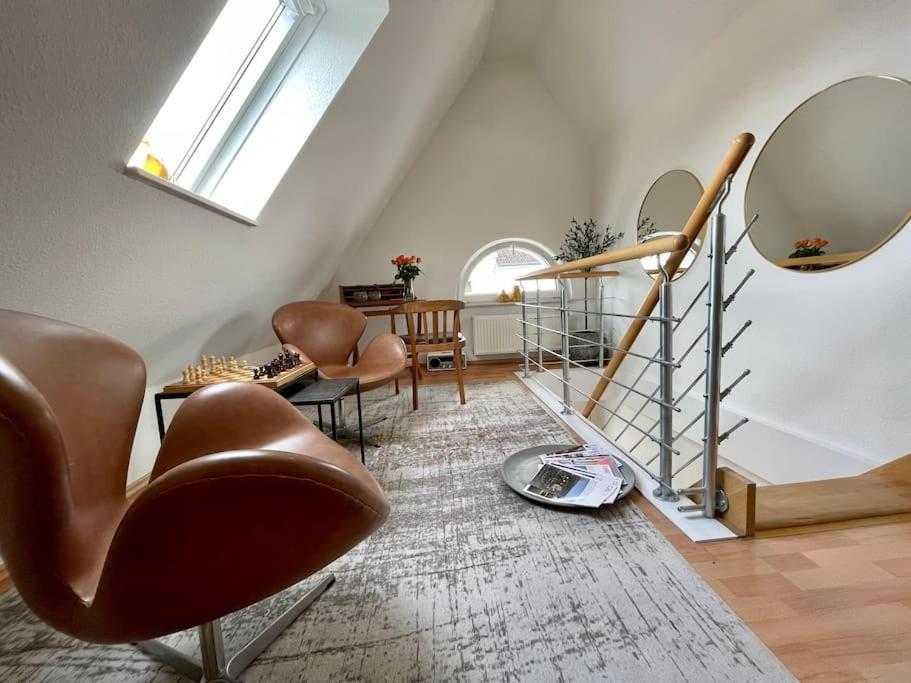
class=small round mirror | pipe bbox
[745,76,911,272]
[638,170,704,280]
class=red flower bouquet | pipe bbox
[789,238,829,259]
[391,254,422,299]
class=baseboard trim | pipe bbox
[0,475,151,595]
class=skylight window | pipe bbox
[126,0,326,220]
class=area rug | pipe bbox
[0,381,793,682]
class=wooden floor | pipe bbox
[638,494,911,682]
[395,358,529,385]
[2,362,909,681]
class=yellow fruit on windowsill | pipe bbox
[497,290,511,303]
[142,152,169,180]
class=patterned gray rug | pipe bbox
[0,381,792,682]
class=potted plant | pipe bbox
[554,218,624,364]
[392,254,422,299]
[788,238,829,271]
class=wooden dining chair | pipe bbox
[393,300,466,410]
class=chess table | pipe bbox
[153,362,318,440]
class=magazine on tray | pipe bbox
[524,444,625,507]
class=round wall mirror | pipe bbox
[745,76,911,272]
[638,170,704,280]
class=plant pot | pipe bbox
[569,329,609,365]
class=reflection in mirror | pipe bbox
[746,76,911,272]
[638,170,704,280]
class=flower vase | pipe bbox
[402,278,416,300]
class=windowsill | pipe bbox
[124,166,258,227]
[464,300,520,309]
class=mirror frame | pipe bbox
[637,169,705,281]
[744,75,911,274]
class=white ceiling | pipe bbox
[485,0,753,143]
[484,0,550,60]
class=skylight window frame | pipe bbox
[125,0,327,224]
[191,0,327,198]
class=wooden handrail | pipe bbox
[582,132,755,418]
[521,270,620,281]
[519,234,689,281]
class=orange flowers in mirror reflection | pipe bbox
[793,238,829,249]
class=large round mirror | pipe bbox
[638,170,704,280]
[746,76,911,272]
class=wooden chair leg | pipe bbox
[395,376,400,394]
[454,346,466,405]
[411,356,420,410]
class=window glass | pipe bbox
[465,246,556,296]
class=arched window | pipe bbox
[459,239,557,302]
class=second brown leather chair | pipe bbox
[272,300,406,395]
[0,309,389,682]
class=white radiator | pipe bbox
[472,314,561,356]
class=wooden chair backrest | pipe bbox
[394,300,464,349]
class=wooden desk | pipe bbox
[346,298,426,333]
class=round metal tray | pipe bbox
[502,443,636,508]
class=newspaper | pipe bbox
[524,444,625,507]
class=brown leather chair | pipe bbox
[272,301,406,428]
[0,309,389,682]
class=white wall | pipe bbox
[324,60,591,355]
[588,0,911,481]
[0,0,495,480]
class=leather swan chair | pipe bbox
[0,310,389,682]
[272,300,406,399]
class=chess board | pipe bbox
[162,358,316,394]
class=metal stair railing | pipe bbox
[513,134,758,519]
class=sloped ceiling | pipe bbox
[484,0,550,60]
[0,0,494,384]
[522,0,752,143]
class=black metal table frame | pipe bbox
[287,377,365,464]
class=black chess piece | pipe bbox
[253,368,260,380]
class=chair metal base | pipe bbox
[338,399,387,449]
[136,574,335,682]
